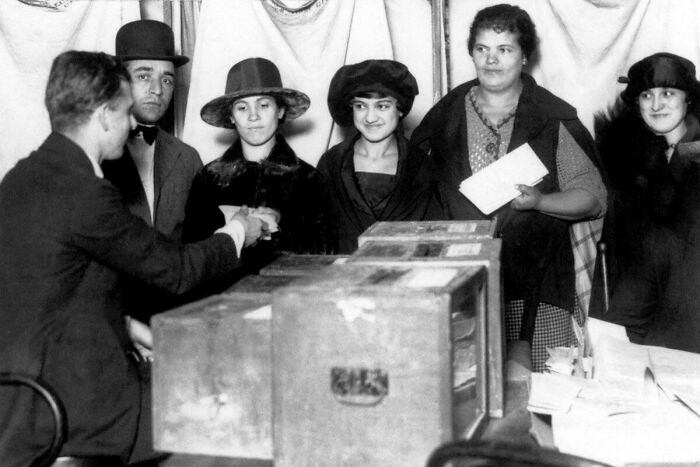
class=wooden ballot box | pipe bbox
[272,264,488,467]
[152,294,274,459]
[357,219,496,247]
[224,273,297,297]
[258,253,348,277]
[347,238,505,418]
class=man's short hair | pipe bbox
[45,51,131,133]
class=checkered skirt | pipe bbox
[505,300,585,372]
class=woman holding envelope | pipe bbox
[184,58,331,278]
[317,59,443,253]
[592,53,700,352]
[411,4,606,371]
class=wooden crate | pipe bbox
[152,294,274,459]
[357,220,496,247]
[224,274,297,297]
[258,254,348,277]
[347,238,505,418]
[272,264,488,467]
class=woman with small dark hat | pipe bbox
[184,57,331,281]
[317,59,443,253]
[592,53,700,353]
[410,4,607,372]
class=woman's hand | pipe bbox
[511,184,542,211]
[511,186,602,221]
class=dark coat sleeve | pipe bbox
[602,226,675,342]
[183,168,227,243]
[76,178,237,294]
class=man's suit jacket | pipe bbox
[0,133,237,466]
[102,129,202,241]
[102,130,203,321]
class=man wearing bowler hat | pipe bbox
[103,20,203,330]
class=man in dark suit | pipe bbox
[102,20,203,332]
[0,51,265,466]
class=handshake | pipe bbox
[220,205,280,248]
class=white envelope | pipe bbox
[459,143,549,215]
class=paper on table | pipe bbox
[459,143,548,215]
[553,403,700,466]
[550,331,700,465]
[648,345,700,413]
[527,372,584,415]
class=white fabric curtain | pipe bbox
[181,0,434,166]
[0,0,140,180]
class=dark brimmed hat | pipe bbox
[619,52,700,104]
[327,59,419,127]
[116,20,189,67]
[200,57,310,128]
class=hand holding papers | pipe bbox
[219,205,280,240]
[459,143,548,215]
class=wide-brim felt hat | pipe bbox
[116,20,189,67]
[327,59,419,127]
[619,52,700,104]
[200,57,310,128]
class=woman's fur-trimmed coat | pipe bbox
[184,135,332,274]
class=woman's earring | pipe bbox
[522,58,528,66]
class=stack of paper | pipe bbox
[548,320,700,465]
[459,143,549,215]
[528,372,584,415]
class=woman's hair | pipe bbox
[467,4,538,59]
[351,91,403,112]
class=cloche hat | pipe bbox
[200,57,310,128]
[116,20,189,67]
[619,52,700,104]
[327,59,419,127]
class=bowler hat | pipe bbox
[200,57,310,128]
[116,20,189,67]
[619,52,700,104]
[327,59,419,127]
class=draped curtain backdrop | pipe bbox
[3,0,698,179]
[0,0,140,180]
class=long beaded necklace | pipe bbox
[468,87,518,158]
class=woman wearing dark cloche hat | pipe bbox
[592,52,700,354]
[317,59,443,253]
[184,57,331,286]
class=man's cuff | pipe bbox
[215,219,245,257]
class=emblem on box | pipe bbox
[330,367,388,406]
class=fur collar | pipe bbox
[204,134,301,188]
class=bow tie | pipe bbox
[129,125,158,145]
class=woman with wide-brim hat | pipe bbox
[316,59,443,253]
[184,57,331,282]
[592,52,700,352]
